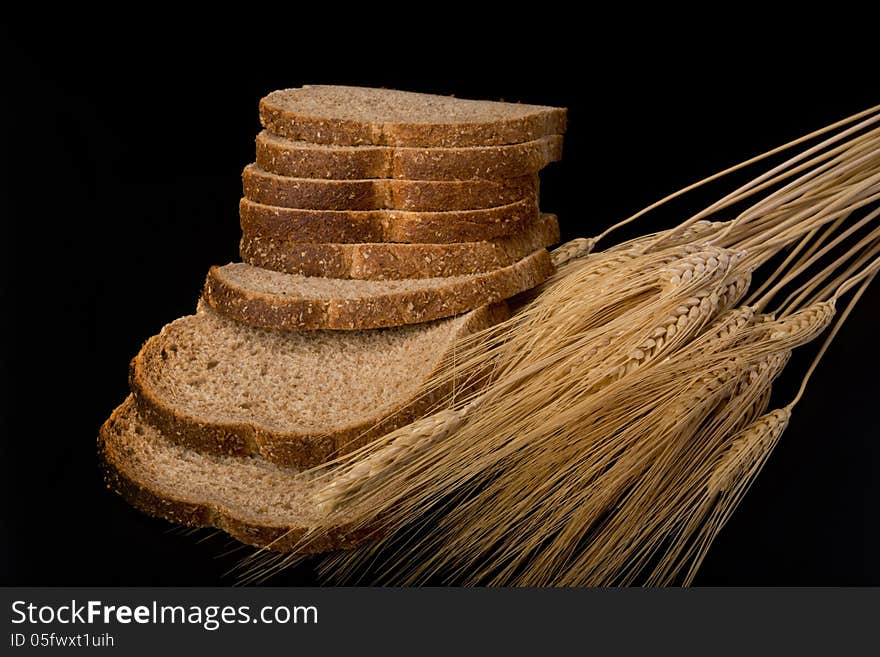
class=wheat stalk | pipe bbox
[314,405,471,514]
[556,344,790,586]
[307,272,851,586]
[745,300,837,350]
[644,275,875,586]
[681,306,756,357]
[556,356,788,587]
[659,407,794,587]
[310,256,868,587]
[240,104,880,587]
[507,358,748,586]
[550,237,596,266]
[315,251,745,525]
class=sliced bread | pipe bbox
[240,197,538,244]
[202,248,553,330]
[100,397,363,552]
[129,303,507,468]
[240,213,560,279]
[243,164,539,211]
[255,131,563,181]
[259,85,567,147]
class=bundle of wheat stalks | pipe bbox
[240,105,880,586]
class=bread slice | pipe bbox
[129,303,508,468]
[243,164,539,212]
[100,397,362,552]
[202,249,553,330]
[240,213,560,279]
[255,131,563,181]
[240,197,538,244]
[259,85,567,147]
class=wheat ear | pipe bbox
[669,273,878,586]
[744,300,837,350]
[557,349,789,587]
[707,409,792,495]
[314,404,471,514]
[670,407,794,586]
[551,237,596,266]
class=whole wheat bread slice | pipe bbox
[259,85,567,147]
[100,397,364,552]
[255,131,563,181]
[129,303,507,468]
[243,164,539,211]
[203,249,553,330]
[241,213,559,279]
[240,197,538,244]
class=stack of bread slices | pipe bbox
[100,86,566,551]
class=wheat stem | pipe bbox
[597,105,880,244]
[790,266,878,407]
[775,217,880,314]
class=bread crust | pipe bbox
[99,398,374,552]
[128,304,510,468]
[259,86,567,148]
[240,214,559,279]
[255,131,563,180]
[239,197,539,244]
[243,165,539,211]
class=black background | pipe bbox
[1,18,877,586]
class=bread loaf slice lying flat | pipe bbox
[256,131,563,181]
[203,249,553,330]
[240,197,538,244]
[130,303,507,467]
[100,397,362,552]
[243,165,539,212]
[241,213,560,279]
[259,85,567,147]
